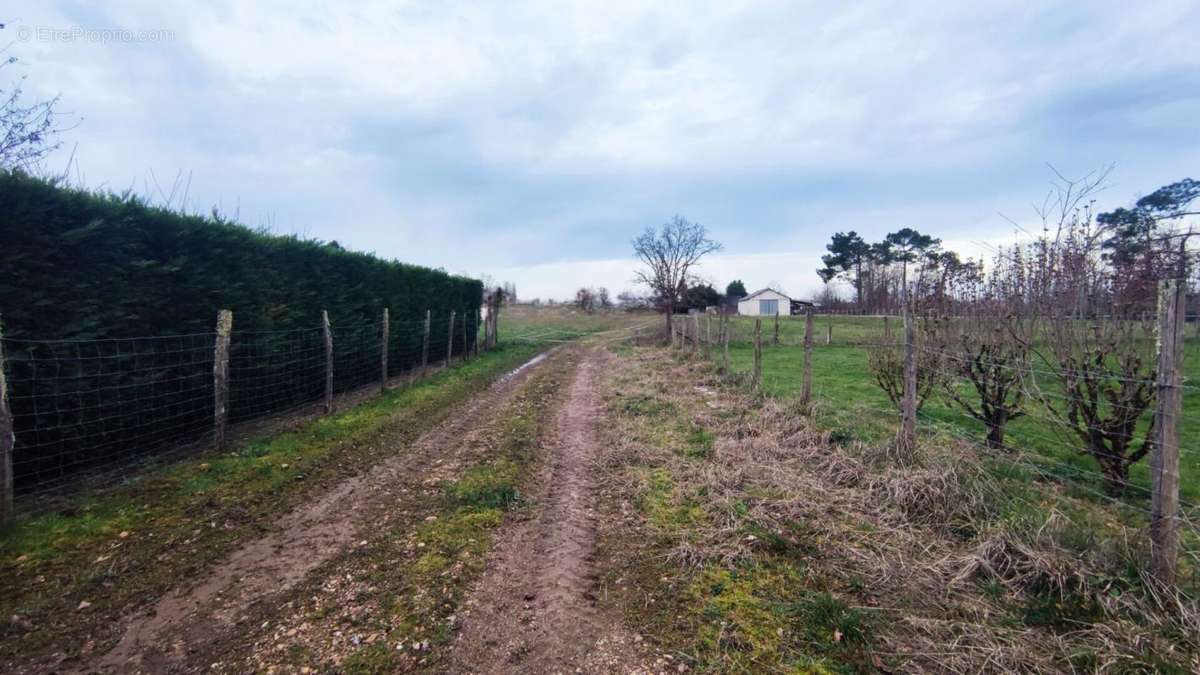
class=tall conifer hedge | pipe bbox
[0,171,483,492]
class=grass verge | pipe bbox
[593,345,1198,673]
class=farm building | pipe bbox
[736,288,792,316]
[734,288,814,316]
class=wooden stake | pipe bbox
[801,307,813,406]
[490,287,502,348]
[752,318,763,391]
[213,310,233,450]
[422,309,431,369]
[773,312,780,346]
[898,279,917,456]
[322,310,333,414]
[1151,278,1185,587]
[0,316,14,523]
[692,314,700,353]
[446,310,456,368]
[380,308,389,392]
[722,315,731,374]
[826,322,832,345]
[461,312,469,362]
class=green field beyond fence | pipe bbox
[707,314,1200,507]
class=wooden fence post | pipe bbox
[691,314,700,353]
[380,308,389,392]
[322,310,334,414]
[801,307,813,406]
[1151,278,1185,587]
[884,315,891,341]
[722,315,731,374]
[752,318,763,391]
[446,310,456,368]
[773,312,780,346]
[826,321,832,345]
[706,314,712,348]
[422,309,431,368]
[490,287,502,348]
[461,313,469,362]
[0,316,14,523]
[898,287,917,456]
[213,310,233,450]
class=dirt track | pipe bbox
[446,349,649,673]
[90,352,554,673]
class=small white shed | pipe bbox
[737,288,792,316]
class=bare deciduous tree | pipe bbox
[1,54,70,170]
[632,215,721,334]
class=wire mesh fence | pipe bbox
[0,309,480,516]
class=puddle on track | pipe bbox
[500,351,549,382]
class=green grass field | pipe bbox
[494,304,657,343]
[711,314,1200,508]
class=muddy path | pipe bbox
[88,350,557,674]
[447,348,656,674]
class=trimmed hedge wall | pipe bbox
[0,170,481,339]
[0,171,483,494]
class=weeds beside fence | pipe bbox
[0,305,497,519]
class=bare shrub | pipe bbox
[927,315,1030,449]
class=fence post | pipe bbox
[490,287,502,348]
[826,321,832,345]
[898,289,917,455]
[422,309,431,369]
[884,315,890,341]
[752,318,763,391]
[801,307,813,406]
[446,310,456,368]
[1151,278,1185,587]
[380,308,389,392]
[461,313,469,362]
[322,310,334,414]
[691,314,700,353]
[0,316,13,523]
[706,314,712,347]
[213,310,233,450]
[773,312,780,346]
[723,315,731,374]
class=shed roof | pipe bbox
[740,288,792,302]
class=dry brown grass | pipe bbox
[594,346,1199,673]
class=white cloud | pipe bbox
[8,1,1200,298]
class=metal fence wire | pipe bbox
[0,310,479,512]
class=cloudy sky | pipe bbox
[7,2,1200,299]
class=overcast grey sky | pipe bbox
[7,2,1200,299]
